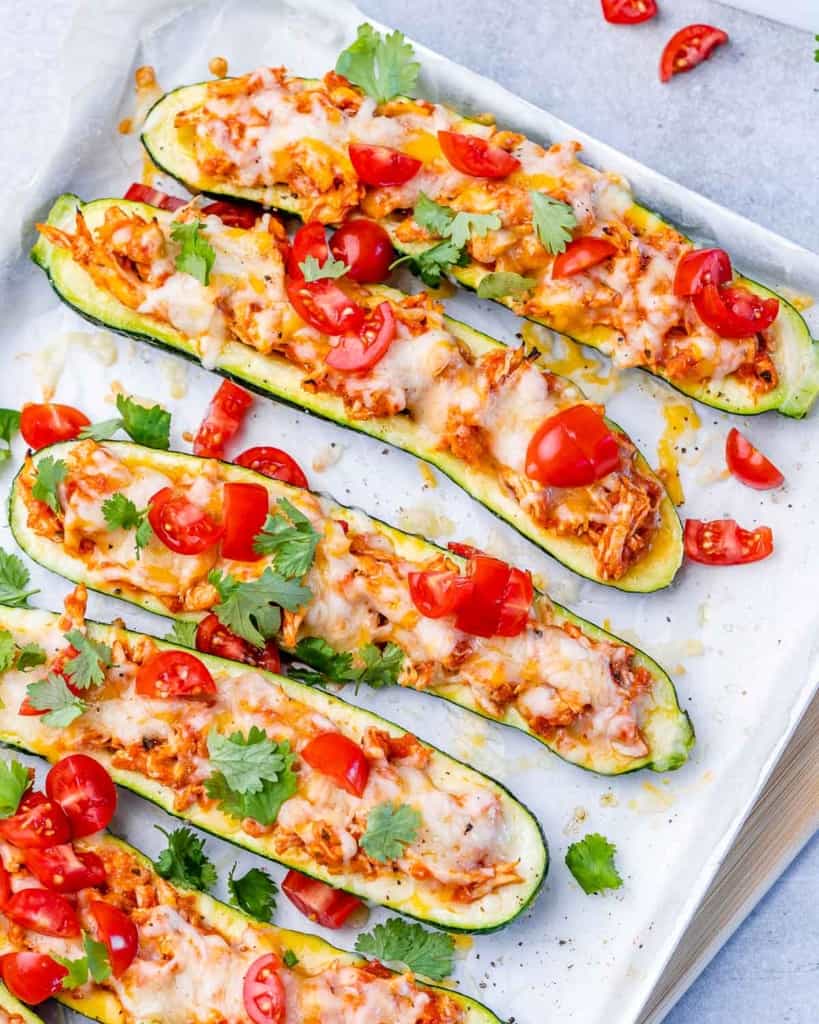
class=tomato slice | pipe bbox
[301,732,370,797]
[553,237,617,278]
[136,649,217,699]
[289,222,330,277]
[660,24,729,82]
[281,870,362,929]
[201,199,261,229]
[243,953,286,1024]
[123,182,187,211]
[235,446,308,489]
[601,0,657,24]
[325,302,396,372]
[193,380,254,459]
[0,791,72,849]
[195,613,281,672]
[447,542,483,560]
[20,403,90,451]
[45,754,117,838]
[286,275,364,336]
[329,219,394,284]
[147,487,224,555]
[348,143,422,188]
[5,888,81,937]
[408,569,469,618]
[495,568,534,637]
[692,284,779,339]
[221,481,269,562]
[684,518,773,566]
[25,844,107,893]
[454,555,512,638]
[526,405,621,487]
[88,900,138,976]
[438,131,520,178]
[724,428,784,491]
[1,952,68,1004]
[673,248,732,297]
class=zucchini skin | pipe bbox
[31,193,683,594]
[8,440,694,775]
[0,985,44,1024]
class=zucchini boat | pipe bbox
[0,598,547,933]
[9,439,693,774]
[140,65,819,418]
[0,987,41,1024]
[0,826,502,1023]
[32,193,683,592]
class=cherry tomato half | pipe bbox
[45,755,117,838]
[453,555,513,638]
[495,568,534,637]
[135,649,217,700]
[0,791,72,850]
[330,219,394,284]
[243,953,286,1024]
[25,844,107,893]
[552,237,618,278]
[89,900,138,977]
[201,199,262,229]
[408,569,468,619]
[725,428,784,490]
[286,276,364,337]
[195,613,281,673]
[5,888,81,937]
[235,446,308,489]
[281,870,362,929]
[147,487,224,556]
[193,380,254,459]
[673,248,732,297]
[20,403,90,451]
[525,405,621,488]
[348,143,422,188]
[684,518,773,566]
[289,222,330,277]
[325,302,396,372]
[123,182,187,211]
[660,24,729,83]
[302,732,370,797]
[601,0,657,24]
[438,131,520,178]
[221,481,269,562]
[1,952,68,1005]
[692,284,779,339]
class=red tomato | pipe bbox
[684,519,773,566]
[453,555,513,638]
[5,888,81,937]
[1,952,68,1004]
[281,870,362,929]
[195,613,281,673]
[45,755,117,838]
[89,900,138,976]
[147,487,223,555]
[329,220,394,283]
[601,0,657,24]
[201,200,261,229]
[325,302,396,372]
[136,649,217,700]
[20,403,90,451]
[286,276,364,336]
[408,570,468,618]
[553,237,617,278]
[526,405,621,487]
[235,446,308,488]
[123,182,187,211]
[660,24,729,82]
[725,429,784,490]
[289,222,330,277]
[0,792,71,850]
[348,143,422,188]
[25,845,107,893]
[301,733,370,797]
[447,542,483,560]
[221,481,269,562]
[495,568,534,637]
[438,131,520,178]
[673,248,732,297]
[243,953,286,1024]
[692,284,779,339]
[193,380,254,459]
[0,859,10,906]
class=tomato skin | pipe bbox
[438,131,520,178]
[25,845,107,893]
[136,649,217,700]
[329,220,394,284]
[692,284,779,339]
[684,518,773,566]
[148,487,224,556]
[601,0,657,24]
[289,222,330,277]
[5,888,81,937]
[495,568,534,637]
[526,405,621,488]
[45,755,117,839]
[408,570,467,618]
[325,302,396,372]
[193,380,253,459]
[243,953,286,1024]
[552,237,617,278]
[123,182,186,211]
[660,24,729,82]
[195,613,281,673]
[0,792,72,850]
[348,143,422,188]
[453,555,511,638]
[1,952,68,1004]
[725,429,784,491]
[221,482,269,562]
[201,199,261,229]
[286,275,364,337]
[302,732,370,797]
[673,248,732,297]
[20,403,90,451]
[89,900,138,977]
[235,446,308,488]
[281,870,362,929]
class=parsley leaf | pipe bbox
[55,933,112,989]
[0,549,38,607]
[0,631,14,673]
[209,568,311,648]
[565,832,623,895]
[253,498,320,578]
[282,949,299,969]
[16,643,47,672]
[78,417,124,442]
[335,23,420,105]
[170,220,216,285]
[164,620,199,648]
[476,271,535,300]
[153,825,217,891]
[102,492,153,558]
[0,759,30,818]
[403,194,500,285]
[355,919,454,981]
[299,254,349,282]
[62,629,111,690]
[54,954,89,989]
[361,802,421,862]
[32,456,67,514]
[0,409,20,465]
[355,642,404,691]
[530,191,577,254]
[206,732,297,826]
[25,673,87,727]
[228,864,277,922]
[115,394,171,450]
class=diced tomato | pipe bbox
[447,542,483,560]
[88,900,138,976]
[281,870,362,929]
[195,613,282,673]
[288,222,330,277]
[235,446,308,489]
[673,248,732,297]
[438,131,520,178]
[348,143,422,188]
[45,755,117,838]
[0,859,10,907]
[408,569,468,618]
[243,953,286,1024]
[20,403,90,450]
[221,481,269,562]
[135,649,217,699]
[286,275,364,336]
[692,284,779,338]
[301,733,370,797]
[684,518,773,566]
[325,302,396,372]
[552,237,617,278]
[660,24,729,82]
[495,568,534,637]
[201,199,261,229]
[193,380,254,459]
[724,428,783,490]
[0,792,71,850]
[147,487,224,555]
[123,182,187,211]
[453,555,513,638]
[601,0,657,24]
[526,405,621,488]
[1,952,68,1004]
[5,888,80,937]
[25,845,107,893]
[329,219,394,283]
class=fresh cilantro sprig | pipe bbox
[282,949,299,969]
[102,492,153,558]
[228,864,277,922]
[530,191,577,254]
[209,568,311,648]
[153,826,217,891]
[0,409,20,465]
[393,239,470,289]
[299,254,349,282]
[171,220,216,285]
[476,271,535,300]
[0,549,38,607]
[361,801,421,863]
[25,673,88,727]
[0,759,31,818]
[253,498,320,578]
[0,631,47,675]
[355,919,455,981]
[62,630,112,690]
[164,620,199,648]
[32,456,67,514]
[205,728,297,826]
[287,637,403,692]
[78,394,170,450]
[565,832,623,895]
[55,933,112,988]
[335,23,420,104]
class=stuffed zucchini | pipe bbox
[0,986,42,1024]
[9,439,693,774]
[32,193,683,592]
[139,53,819,418]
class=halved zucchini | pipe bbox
[31,193,683,593]
[9,440,694,774]
[0,985,44,1024]
[142,80,819,419]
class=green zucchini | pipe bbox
[8,440,693,774]
[0,985,44,1024]
[31,193,683,593]
[141,80,819,419]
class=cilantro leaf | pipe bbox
[16,643,47,672]
[476,271,535,300]
[32,456,67,514]
[335,23,420,105]
[25,673,87,727]
[399,239,470,288]
[361,802,421,862]
[228,864,277,922]
[0,409,20,465]
[62,629,112,690]
[153,825,217,891]
[355,642,404,691]
[54,954,89,989]
[170,220,216,285]
[253,498,320,578]
[282,949,299,969]
[299,254,349,282]
[83,933,112,983]
[205,748,297,826]
[0,759,30,818]
[102,492,153,558]
[209,568,311,648]
[289,636,354,685]
[355,918,454,981]
[413,193,455,237]
[0,549,38,607]
[115,394,171,450]
[530,191,577,254]
[164,620,199,648]
[207,726,289,793]
[78,417,124,442]
[447,211,501,249]
[0,631,14,673]
[565,832,623,895]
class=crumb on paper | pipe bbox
[118,118,133,135]
[628,782,675,814]
[311,443,344,473]
[600,789,618,808]
[182,430,194,444]
[397,504,454,539]
[106,380,125,403]
[209,56,229,77]
[697,601,710,626]
[67,330,118,367]
[418,461,438,489]
[161,357,188,400]
[562,806,588,837]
